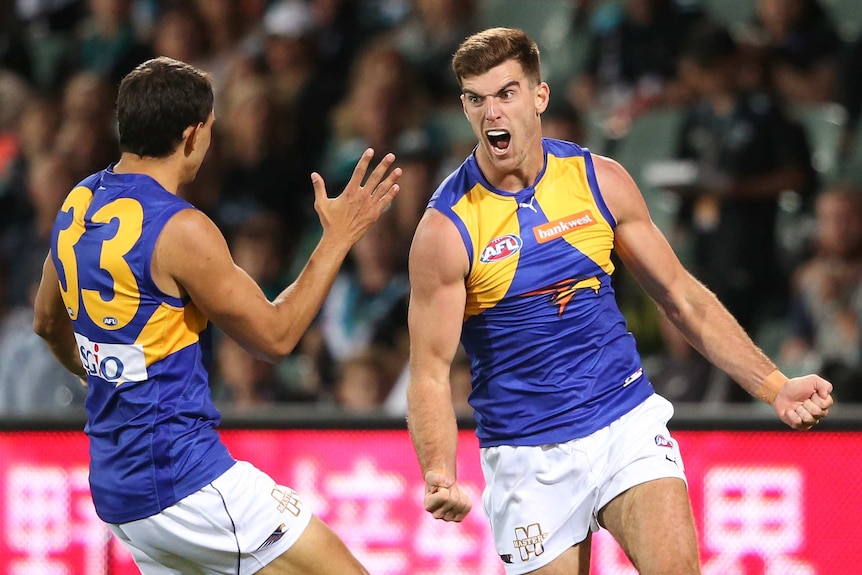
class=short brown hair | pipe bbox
[452,27,541,88]
[116,57,213,158]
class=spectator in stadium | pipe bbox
[54,115,118,182]
[317,209,408,364]
[321,37,433,191]
[405,27,832,575]
[780,184,862,402]
[150,3,211,70]
[391,0,476,106]
[215,74,305,234]
[0,266,86,416]
[0,96,61,235]
[741,0,843,105]
[33,56,400,574]
[836,31,862,163]
[0,153,87,415]
[567,0,705,141]
[2,151,75,308]
[673,21,815,336]
[66,0,153,85]
[333,352,386,413]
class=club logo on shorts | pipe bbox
[655,434,673,448]
[513,523,549,561]
[255,523,286,551]
[271,485,302,516]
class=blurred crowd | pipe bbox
[1,0,861,417]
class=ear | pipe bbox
[460,93,468,117]
[182,123,202,157]
[535,81,550,116]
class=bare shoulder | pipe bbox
[591,153,649,225]
[409,209,469,286]
[154,207,232,295]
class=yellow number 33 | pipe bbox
[55,186,144,330]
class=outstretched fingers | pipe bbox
[362,152,398,194]
[344,148,376,193]
[372,170,401,207]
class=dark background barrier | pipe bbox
[2,403,861,574]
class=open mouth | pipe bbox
[486,129,511,154]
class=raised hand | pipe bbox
[311,148,402,249]
[773,374,834,430]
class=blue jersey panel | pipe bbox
[430,140,654,447]
[51,166,234,523]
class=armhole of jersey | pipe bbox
[143,205,193,308]
[583,150,618,229]
[431,206,474,277]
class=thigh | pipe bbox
[598,477,700,575]
[480,443,599,575]
[257,516,369,575]
[113,461,314,575]
[524,532,592,575]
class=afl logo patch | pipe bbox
[655,434,673,448]
[480,234,522,263]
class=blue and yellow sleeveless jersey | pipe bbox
[50,166,234,524]
[428,139,655,447]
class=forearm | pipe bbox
[36,319,86,378]
[407,375,460,479]
[268,233,352,358]
[663,276,780,402]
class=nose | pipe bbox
[484,96,500,120]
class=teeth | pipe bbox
[487,130,508,137]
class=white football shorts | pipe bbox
[480,393,687,575]
[107,460,313,575]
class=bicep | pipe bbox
[158,211,276,349]
[595,154,691,310]
[407,211,468,381]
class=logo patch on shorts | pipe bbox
[513,523,549,561]
[271,485,302,516]
[655,434,673,448]
[255,523,286,551]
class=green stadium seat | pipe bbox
[835,130,862,186]
[477,0,586,88]
[696,0,756,34]
[611,107,689,234]
[824,0,862,41]
[791,102,847,182]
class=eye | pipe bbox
[468,95,481,105]
[502,90,515,100]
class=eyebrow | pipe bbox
[461,80,521,100]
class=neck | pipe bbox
[477,137,544,192]
[113,153,183,194]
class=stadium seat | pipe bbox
[477,0,586,88]
[791,102,847,183]
[835,131,862,185]
[696,0,756,34]
[612,107,689,234]
[824,0,862,41]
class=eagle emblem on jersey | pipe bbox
[524,277,601,316]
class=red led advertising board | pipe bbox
[1,429,860,574]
